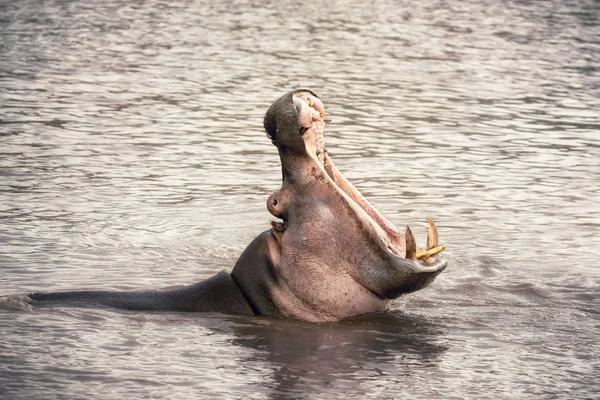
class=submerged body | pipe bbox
[25,90,447,322]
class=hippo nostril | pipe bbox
[267,188,292,218]
[267,193,285,218]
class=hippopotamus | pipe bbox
[26,90,448,322]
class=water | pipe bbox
[1,0,599,398]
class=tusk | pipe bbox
[405,226,417,260]
[426,218,439,250]
[416,245,447,260]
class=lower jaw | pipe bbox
[315,151,446,264]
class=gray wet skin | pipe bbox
[24,90,447,322]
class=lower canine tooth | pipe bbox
[416,245,447,260]
[427,218,439,250]
[405,226,417,260]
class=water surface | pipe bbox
[1,0,599,398]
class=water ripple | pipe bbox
[1,0,599,398]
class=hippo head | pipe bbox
[232,90,447,322]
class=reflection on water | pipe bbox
[0,0,599,398]
[230,313,448,399]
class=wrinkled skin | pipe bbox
[231,90,447,321]
[20,90,447,322]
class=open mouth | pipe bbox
[290,90,447,267]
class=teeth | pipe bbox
[320,111,327,118]
[416,245,447,260]
[405,226,417,260]
[306,97,315,107]
[426,218,439,250]
[416,218,447,260]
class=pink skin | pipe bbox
[233,90,447,322]
[292,91,405,256]
[323,156,406,257]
